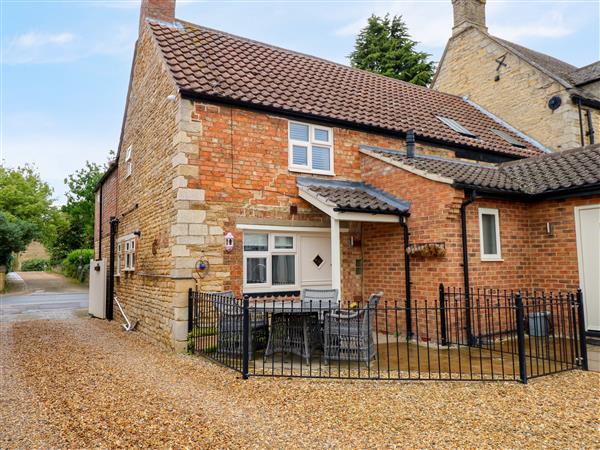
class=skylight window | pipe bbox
[491,129,527,148]
[437,116,477,138]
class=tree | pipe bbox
[0,165,54,232]
[62,161,104,250]
[349,14,436,86]
[0,212,37,266]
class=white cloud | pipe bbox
[490,12,574,41]
[2,26,135,65]
[12,31,75,48]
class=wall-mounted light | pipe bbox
[546,222,554,236]
[133,230,142,237]
[224,232,234,252]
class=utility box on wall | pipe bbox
[89,259,106,319]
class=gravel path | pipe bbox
[1,317,598,449]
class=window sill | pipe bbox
[480,257,504,262]
[288,167,335,177]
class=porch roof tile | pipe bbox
[297,177,409,215]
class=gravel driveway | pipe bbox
[1,316,598,448]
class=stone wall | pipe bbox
[433,27,591,152]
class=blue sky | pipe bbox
[1,0,599,204]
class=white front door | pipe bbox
[299,235,332,289]
[575,205,600,332]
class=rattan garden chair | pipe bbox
[211,291,268,359]
[323,292,383,366]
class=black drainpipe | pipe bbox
[460,191,476,345]
[587,109,595,145]
[577,98,585,146]
[399,214,412,338]
[107,217,119,321]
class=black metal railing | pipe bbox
[187,286,588,383]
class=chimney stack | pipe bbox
[452,0,487,35]
[139,0,176,35]
[406,130,415,158]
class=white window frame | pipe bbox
[288,121,334,176]
[125,145,133,178]
[243,232,299,293]
[116,242,122,276]
[118,234,137,272]
[478,208,502,261]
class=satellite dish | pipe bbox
[548,96,562,110]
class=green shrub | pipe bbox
[62,248,94,281]
[21,258,51,271]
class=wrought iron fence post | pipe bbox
[515,293,528,384]
[188,288,194,334]
[242,295,250,380]
[439,283,448,346]
[576,289,588,371]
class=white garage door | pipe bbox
[575,205,600,332]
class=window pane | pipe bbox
[289,123,309,141]
[314,128,329,142]
[292,145,308,166]
[246,257,267,284]
[244,234,268,251]
[274,236,293,249]
[482,214,497,255]
[272,255,295,285]
[312,145,331,171]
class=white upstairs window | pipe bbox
[125,146,133,178]
[288,121,334,175]
[478,208,502,260]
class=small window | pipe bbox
[125,146,133,178]
[123,237,136,271]
[437,116,477,138]
[289,121,334,175]
[478,208,501,260]
[491,129,526,148]
[116,243,122,276]
[243,231,298,291]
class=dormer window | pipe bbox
[437,116,477,138]
[125,146,133,178]
[491,129,526,148]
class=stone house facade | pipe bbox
[94,0,600,351]
[433,0,600,152]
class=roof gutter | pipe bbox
[571,93,600,110]
[179,89,529,161]
[332,206,408,216]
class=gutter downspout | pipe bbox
[399,214,413,338]
[577,98,585,146]
[107,217,119,321]
[460,191,476,345]
[587,109,595,145]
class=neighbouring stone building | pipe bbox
[95,0,600,351]
[433,0,600,152]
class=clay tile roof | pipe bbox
[361,143,600,196]
[569,62,600,86]
[148,20,544,159]
[296,177,409,214]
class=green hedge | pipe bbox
[21,258,51,272]
[62,249,94,281]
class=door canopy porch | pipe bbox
[297,177,410,292]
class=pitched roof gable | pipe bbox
[147,20,543,159]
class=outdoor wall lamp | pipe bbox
[224,232,234,252]
[133,230,142,237]
[546,222,554,236]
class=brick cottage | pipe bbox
[95,0,600,351]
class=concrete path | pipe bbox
[1,271,88,322]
